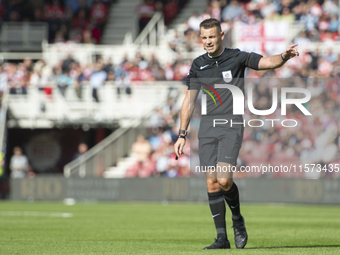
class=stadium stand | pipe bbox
[0,0,339,182]
[0,0,111,44]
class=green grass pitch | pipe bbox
[0,202,339,254]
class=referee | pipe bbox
[174,18,299,250]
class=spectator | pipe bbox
[90,0,108,29]
[150,108,165,128]
[65,0,80,15]
[30,69,42,88]
[294,31,310,47]
[222,0,243,21]
[324,49,338,63]
[136,0,155,34]
[131,134,152,172]
[44,0,65,42]
[73,8,89,31]
[9,0,111,43]
[329,14,339,32]
[73,143,88,160]
[74,64,87,99]
[62,53,76,73]
[8,64,29,95]
[104,57,114,73]
[261,0,277,19]
[82,29,95,44]
[163,0,179,25]
[162,97,179,128]
[309,49,320,70]
[168,32,183,52]
[300,8,319,32]
[10,147,29,178]
[89,60,107,102]
[115,73,131,98]
[279,7,295,22]
[57,70,73,96]
[209,1,222,20]
[88,21,101,44]
[307,29,320,42]
[187,12,203,32]
[63,6,74,34]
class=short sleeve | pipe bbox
[235,49,263,70]
[186,61,199,90]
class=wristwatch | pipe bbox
[178,129,187,137]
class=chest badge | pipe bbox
[222,70,232,83]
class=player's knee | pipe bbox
[206,178,220,192]
[217,178,233,191]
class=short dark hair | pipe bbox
[200,18,222,32]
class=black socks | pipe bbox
[207,190,227,239]
[208,182,242,239]
[222,182,242,221]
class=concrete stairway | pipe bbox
[102,0,140,45]
[103,156,137,178]
[168,0,207,29]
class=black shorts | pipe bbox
[198,114,244,167]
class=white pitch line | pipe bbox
[0,211,73,218]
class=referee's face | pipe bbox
[200,27,224,57]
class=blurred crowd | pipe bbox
[1,47,340,180]
[123,47,340,179]
[170,0,340,52]
[126,73,340,180]
[0,49,195,101]
[126,98,192,178]
[0,0,111,43]
[119,52,192,82]
[1,0,340,179]
[125,0,340,179]
[1,0,339,46]
[0,55,128,102]
[239,75,340,179]
[0,0,188,44]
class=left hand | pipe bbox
[282,44,299,60]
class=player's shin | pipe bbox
[222,182,241,221]
[208,190,227,239]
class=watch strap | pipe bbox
[178,135,186,140]
[179,129,187,137]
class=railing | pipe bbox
[63,81,185,178]
[7,81,180,129]
[7,84,81,127]
[63,109,153,178]
[42,43,178,75]
[287,21,306,44]
[134,12,165,46]
[0,22,48,52]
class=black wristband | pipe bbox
[179,129,187,137]
[281,53,289,62]
[178,135,186,140]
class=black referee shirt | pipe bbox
[187,48,263,115]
